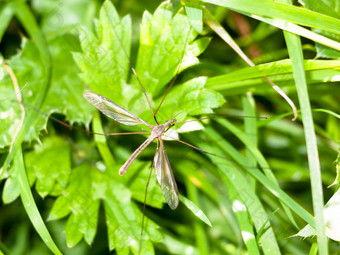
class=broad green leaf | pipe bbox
[32,0,98,35]
[24,136,71,197]
[0,36,93,148]
[48,162,162,252]
[0,39,44,148]
[2,135,71,203]
[133,1,198,97]
[156,76,225,123]
[43,35,94,124]
[104,182,155,254]
[184,1,204,34]
[72,0,134,107]
[2,167,20,204]
[49,164,100,246]
[74,0,224,127]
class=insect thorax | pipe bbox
[151,124,166,137]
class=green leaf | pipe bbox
[25,136,72,197]
[179,194,212,227]
[0,39,44,148]
[120,161,165,209]
[2,167,20,204]
[0,2,15,41]
[280,0,328,251]
[0,35,93,148]
[2,135,71,202]
[1,0,52,182]
[68,2,224,250]
[184,1,204,34]
[299,0,340,59]
[200,0,340,35]
[32,0,99,35]
[42,35,93,125]
[206,59,340,95]
[49,164,100,246]
[48,162,162,252]
[73,0,134,107]
[74,0,223,126]
[157,76,225,123]
[14,146,62,255]
[190,131,281,254]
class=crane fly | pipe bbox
[83,91,180,209]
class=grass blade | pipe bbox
[15,147,62,255]
[200,0,340,35]
[0,2,14,41]
[279,0,328,253]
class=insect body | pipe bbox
[83,91,179,209]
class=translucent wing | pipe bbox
[162,129,179,141]
[83,92,152,128]
[154,139,179,210]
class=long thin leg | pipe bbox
[138,141,158,255]
[119,135,156,175]
[21,102,151,137]
[162,134,227,160]
[104,132,150,136]
[162,134,267,170]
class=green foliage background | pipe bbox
[0,0,339,254]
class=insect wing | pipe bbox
[154,140,179,210]
[83,92,151,127]
[162,129,179,141]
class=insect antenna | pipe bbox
[162,134,267,170]
[103,7,159,125]
[170,103,177,120]
[173,115,267,126]
[163,134,225,160]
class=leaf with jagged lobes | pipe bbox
[73,0,224,126]
[48,163,161,253]
[72,0,135,108]
[155,76,225,124]
[2,135,72,205]
[0,35,93,149]
[131,1,223,123]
